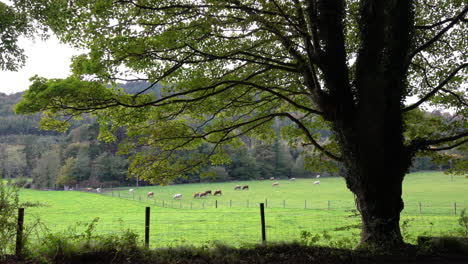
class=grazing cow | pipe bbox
[272,182,279,187]
[314,180,320,185]
[214,190,222,196]
[259,177,264,181]
[96,188,101,193]
[129,189,134,193]
[269,177,275,181]
[205,190,212,195]
[234,185,241,190]
[289,178,296,181]
[193,192,200,198]
[85,188,93,192]
[200,192,208,198]
[173,193,182,199]
[242,185,249,190]
[147,192,154,198]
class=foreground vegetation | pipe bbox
[15,171,467,249]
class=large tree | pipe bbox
[14,0,467,249]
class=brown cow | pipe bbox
[259,177,264,181]
[193,192,200,198]
[147,192,154,198]
[242,185,249,190]
[214,190,222,196]
[205,190,212,195]
[234,185,241,190]
[200,192,208,198]
[85,188,93,192]
[269,177,275,181]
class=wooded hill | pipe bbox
[0,83,454,189]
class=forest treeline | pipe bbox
[0,84,455,189]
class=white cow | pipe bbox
[314,180,320,185]
[289,178,296,181]
[96,188,101,193]
[316,174,320,178]
[173,193,182,199]
[129,189,134,193]
[272,182,279,187]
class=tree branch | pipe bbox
[422,139,468,151]
[408,5,468,63]
[404,63,468,112]
[409,131,468,152]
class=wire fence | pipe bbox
[99,187,465,216]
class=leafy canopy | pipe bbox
[13,0,467,182]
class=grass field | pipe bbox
[18,171,468,248]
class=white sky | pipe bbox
[0,36,84,94]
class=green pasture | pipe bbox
[18,171,467,248]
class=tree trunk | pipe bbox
[334,100,412,249]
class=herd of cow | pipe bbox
[84,175,322,199]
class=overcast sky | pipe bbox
[0,36,83,95]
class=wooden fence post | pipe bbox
[16,208,24,258]
[328,200,330,210]
[145,207,150,248]
[260,203,266,245]
[304,200,307,209]
[419,202,422,214]
[216,200,218,208]
[265,199,268,208]
[454,202,457,215]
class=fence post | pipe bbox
[304,200,307,209]
[265,199,268,208]
[16,208,24,258]
[145,207,150,248]
[454,202,457,215]
[328,200,330,210]
[283,200,285,208]
[419,202,422,214]
[216,200,218,209]
[260,203,266,245]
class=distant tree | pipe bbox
[32,148,60,188]
[70,144,91,183]
[15,0,467,249]
[91,152,127,183]
[55,157,77,187]
[226,146,260,180]
[291,154,309,178]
